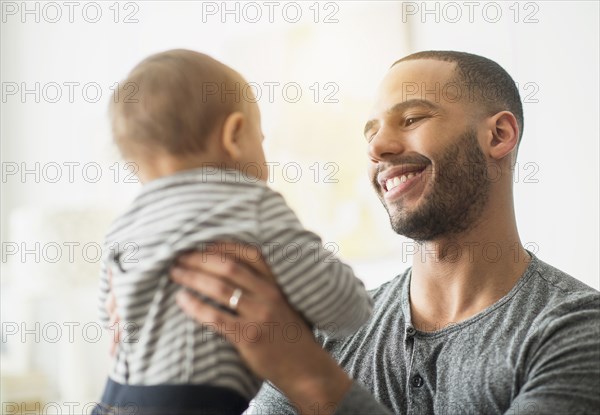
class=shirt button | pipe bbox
[411,374,424,388]
[406,326,416,337]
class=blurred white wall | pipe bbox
[1,0,598,410]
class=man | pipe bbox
[153,51,600,414]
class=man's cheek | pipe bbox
[367,166,378,186]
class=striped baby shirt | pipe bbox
[98,167,373,400]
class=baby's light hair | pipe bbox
[110,49,246,159]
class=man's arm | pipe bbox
[252,379,394,415]
[171,245,393,415]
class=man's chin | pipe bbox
[391,224,436,242]
[384,200,414,219]
[388,210,438,241]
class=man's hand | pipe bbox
[105,268,121,357]
[171,242,352,414]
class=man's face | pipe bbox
[365,60,491,242]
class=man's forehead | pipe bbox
[385,59,457,86]
[373,59,459,109]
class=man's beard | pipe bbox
[375,128,490,242]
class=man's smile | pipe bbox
[377,164,429,201]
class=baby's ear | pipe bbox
[221,111,245,161]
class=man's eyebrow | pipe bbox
[388,98,440,114]
[363,99,441,137]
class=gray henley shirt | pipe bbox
[252,253,600,414]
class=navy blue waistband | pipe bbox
[93,378,250,415]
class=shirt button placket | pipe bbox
[405,325,420,414]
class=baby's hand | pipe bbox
[105,268,121,357]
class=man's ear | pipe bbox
[221,111,245,161]
[486,111,520,161]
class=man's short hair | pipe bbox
[392,51,524,145]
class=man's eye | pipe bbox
[404,117,424,127]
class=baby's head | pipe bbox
[110,49,266,183]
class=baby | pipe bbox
[94,49,373,415]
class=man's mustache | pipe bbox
[372,154,432,180]
[370,155,431,196]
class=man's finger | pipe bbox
[109,337,118,357]
[178,242,276,284]
[171,268,256,314]
[173,255,271,295]
[214,242,274,280]
[106,267,121,357]
[108,313,121,357]
[176,290,240,341]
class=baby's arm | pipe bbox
[256,187,373,338]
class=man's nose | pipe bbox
[367,126,406,162]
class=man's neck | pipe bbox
[409,210,531,332]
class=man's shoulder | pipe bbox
[515,255,599,335]
[527,255,599,310]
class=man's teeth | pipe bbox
[386,173,417,191]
